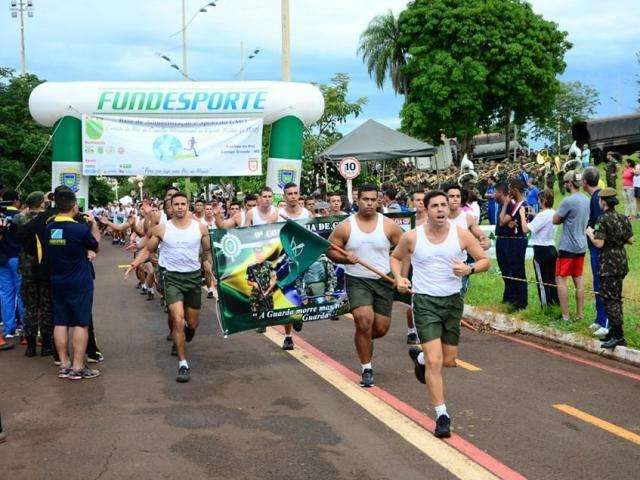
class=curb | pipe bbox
[463,305,640,368]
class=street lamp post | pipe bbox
[281,0,291,81]
[9,0,34,75]
[237,43,260,80]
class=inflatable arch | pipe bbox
[29,81,325,207]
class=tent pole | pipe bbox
[323,160,329,197]
[413,156,418,188]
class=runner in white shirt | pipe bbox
[328,184,404,387]
[391,189,489,438]
[126,193,212,384]
[405,190,427,345]
[200,203,218,299]
[276,183,312,348]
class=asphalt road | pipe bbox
[1,243,639,479]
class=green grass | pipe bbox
[469,169,640,348]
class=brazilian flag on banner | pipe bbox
[277,220,331,288]
[210,212,415,336]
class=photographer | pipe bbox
[0,190,25,345]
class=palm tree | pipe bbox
[357,10,407,94]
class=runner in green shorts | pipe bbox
[391,190,489,439]
[127,193,212,384]
[328,184,403,388]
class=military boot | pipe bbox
[25,336,37,357]
[40,334,55,357]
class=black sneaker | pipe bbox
[407,332,420,345]
[601,337,626,349]
[293,321,303,332]
[409,347,426,384]
[184,324,195,343]
[434,414,451,438]
[139,288,147,295]
[136,282,142,289]
[171,344,177,356]
[176,366,190,383]
[256,326,267,333]
[87,352,104,364]
[146,291,155,301]
[360,368,374,388]
[207,290,214,299]
[282,336,294,350]
[68,367,100,380]
[166,333,172,342]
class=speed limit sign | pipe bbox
[338,157,361,180]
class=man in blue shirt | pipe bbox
[582,167,608,335]
[525,178,540,213]
[45,190,101,380]
[0,190,25,343]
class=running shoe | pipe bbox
[593,327,609,338]
[139,288,147,295]
[207,290,214,299]
[176,366,190,383]
[87,352,104,363]
[68,367,100,380]
[601,337,626,349]
[434,415,451,438]
[166,333,173,342]
[588,322,600,332]
[409,347,426,384]
[293,321,303,332]
[146,291,155,301]
[53,349,61,366]
[58,366,72,378]
[407,332,420,345]
[282,336,294,350]
[360,368,374,388]
[0,337,14,351]
[184,324,195,343]
[256,326,266,333]
[136,282,142,290]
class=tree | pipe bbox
[0,68,51,195]
[301,73,367,194]
[358,10,407,94]
[531,81,600,148]
[89,177,116,206]
[398,0,571,154]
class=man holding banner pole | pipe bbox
[327,184,403,387]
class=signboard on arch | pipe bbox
[81,114,263,177]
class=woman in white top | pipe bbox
[519,189,559,308]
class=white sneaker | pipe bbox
[593,327,609,338]
[589,323,600,331]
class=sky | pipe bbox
[1,0,638,139]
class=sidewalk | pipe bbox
[463,305,640,367]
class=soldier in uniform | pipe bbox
[295,254,337,305]
[586,188,635,349]
[14,192,54,357]
[246,247,276,318]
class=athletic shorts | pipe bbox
[52,289,93,328]
[556,255,585,278]
[412,293,463,346]
[164,270,202,309]
[346,274,394,317]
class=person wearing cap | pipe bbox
[581,167,609,337]
[46,189,101,380]
[553,171,590,322]
[586,188,634,349]
[13,191,54,357]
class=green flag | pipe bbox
[278,219,331,288]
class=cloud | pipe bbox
[0,0,637,133]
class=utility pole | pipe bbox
[10,0,33,75]
[181,0,189,80]
[281,0,291,81]
[181,0,191,198]
[239,41,244,81]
